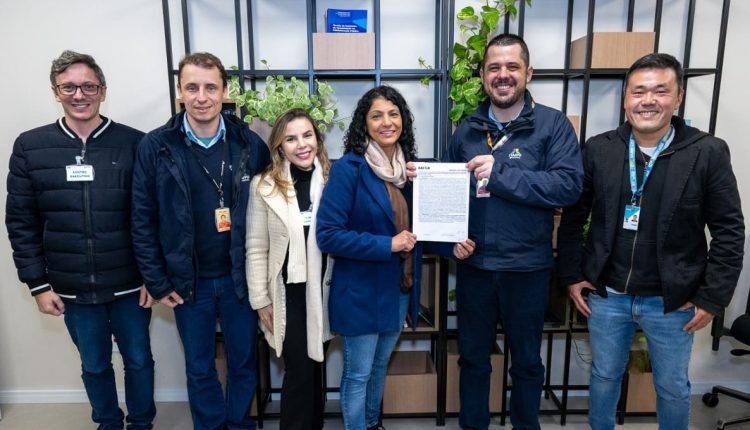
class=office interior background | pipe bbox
[1,0,749,418]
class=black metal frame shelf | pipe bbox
[162,0,731,426]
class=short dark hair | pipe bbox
[344,85,417,161]
[481,33,530,69]
[50,50,106,86]
[178,52,228,88]
[625,53,684,92]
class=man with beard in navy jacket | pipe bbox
[444,34,583,430]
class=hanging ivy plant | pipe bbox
[447,0,531,124]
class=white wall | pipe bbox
[0,0,749,404]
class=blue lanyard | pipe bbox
[628,126,673,204]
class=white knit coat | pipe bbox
[245,158,333,361]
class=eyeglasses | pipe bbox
[55,83,103,96]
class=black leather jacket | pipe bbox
[557,117,744,315]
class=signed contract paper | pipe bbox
[413,162,469,242]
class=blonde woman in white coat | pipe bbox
[246,108,333,430]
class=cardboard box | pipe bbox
[570,32,655,69]
[446,339,504,413]
[382,351,437,413]
[410,256,440,331]
[567,115,581,140]
[312,33,375,70]
[552,214,562,251]
[625,368,657,412]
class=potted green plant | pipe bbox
[228,65,344,141]
[443,0,531,125]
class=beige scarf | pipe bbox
[364,138,407,188]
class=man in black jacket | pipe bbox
[5,50,156,430]
[557,53,744,429]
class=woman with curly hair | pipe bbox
[246,108,333,429]
[317,86,474,430]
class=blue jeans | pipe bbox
[587,293,694,430]
[340,293,409,430]
[456,264,549,430]
[174,276,258,430]
[63,293,155,430]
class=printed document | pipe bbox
[413,162,469,242]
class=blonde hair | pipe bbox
[259,108,331,200]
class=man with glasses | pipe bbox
[6,50,156,430]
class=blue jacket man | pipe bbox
[443,34,582,430]
[131,52,269,430]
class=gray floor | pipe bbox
[1,395,749,429]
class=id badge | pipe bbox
[476,177,491,198]
[215,207,231,232]
[622,204,640,231]
[66,164,95,182]
[300,210,313,227]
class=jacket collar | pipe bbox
[57,115,112,140]
[615,116,707,152]
[466,90,536,135]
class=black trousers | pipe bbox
[280,282,326,430]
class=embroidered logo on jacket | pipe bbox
[508,148,522,159]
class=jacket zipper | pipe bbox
[231,148,249,211]
[622,200,640,294]
[622,149,673,293]
[81,140,97,301]
[159,145,198,300]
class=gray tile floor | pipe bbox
[1,395,749,429]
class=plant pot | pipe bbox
[248,119,273,144]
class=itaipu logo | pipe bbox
[508,148,522,159]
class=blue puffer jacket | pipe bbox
[444,92,583,271]
[131,112,270,302]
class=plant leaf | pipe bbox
[453,43,468,59]
[449,105,465,123]
[467,34,487,56]
[480,8,500,32]
[456,6,476,21]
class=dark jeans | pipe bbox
[174,275,258,430]
[280,282,325,430]
[63,293,155,430]
[456,263,549,430]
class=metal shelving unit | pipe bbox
[161,0,731,426]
